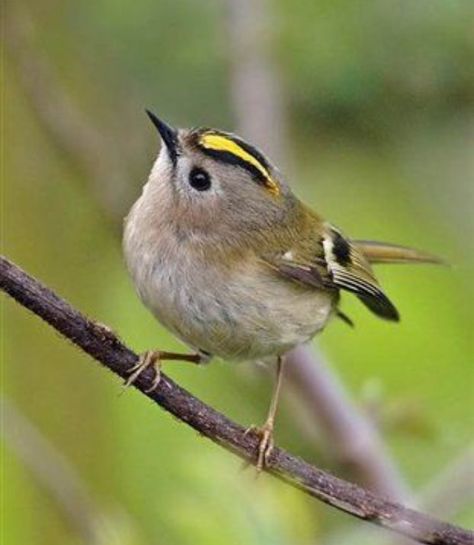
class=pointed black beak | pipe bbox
[145,109,179,164]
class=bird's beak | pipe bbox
[145,109,179,164]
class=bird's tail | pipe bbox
[354,240,445,265]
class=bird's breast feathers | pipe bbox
[125,231,335,361]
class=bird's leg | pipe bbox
[247,355,285,471]
[124,350,203,393]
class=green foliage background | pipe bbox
[3,1,473,544]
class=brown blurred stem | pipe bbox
[286,345,410,499]
[420,446,474,519]
[226,0,409,500]
[4,2,137,229]
[1,396,139,544]
[1,256,472,545]
[1,397,102,544]
[226,0,287,165]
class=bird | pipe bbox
[123,110,443,470]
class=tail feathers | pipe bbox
[354,240,445,265]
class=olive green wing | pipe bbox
[263,224,400,322]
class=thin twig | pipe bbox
[1,255,472,545]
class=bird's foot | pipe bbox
[124,350,163,392]
[245,419,274,472]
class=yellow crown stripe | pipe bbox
[199,133,279,195]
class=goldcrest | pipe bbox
[123,111,442,469]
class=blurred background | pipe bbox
[3,0,473,544]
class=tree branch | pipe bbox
[1,255,472,545]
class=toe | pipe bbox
[124,351,160,389]
[145,367,162,393]
[256,428,274,471]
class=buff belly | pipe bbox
[126,241,336,362]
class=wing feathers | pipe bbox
[324,227,400,321]
[331,268,400,321]
[262,225,438,323]
[275,262,327,289]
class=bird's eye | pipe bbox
[189,167,211,191]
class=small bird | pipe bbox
[123,111,442,470]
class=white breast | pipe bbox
[125,216,335,361]
[124,178,335,361]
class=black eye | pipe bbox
[189,167,211,191]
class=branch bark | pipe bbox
[1,255,472,545]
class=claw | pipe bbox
[123,350,162,392]
[245,421,274,472]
